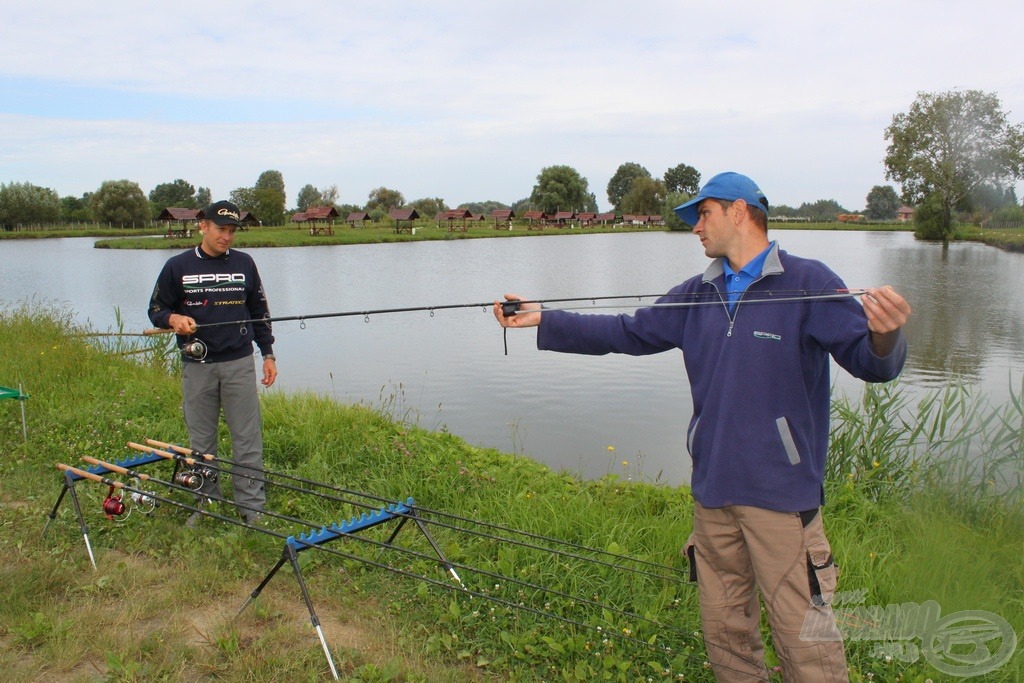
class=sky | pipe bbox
[2,1,1023,213]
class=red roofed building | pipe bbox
[389,208,420,233]
[346,211,371,227]
[442,208,472,231]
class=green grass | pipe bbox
[94,222,667,250]
[1,305,1022,681]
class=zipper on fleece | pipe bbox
[712,271,776,338]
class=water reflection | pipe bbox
[875,237,1024,390]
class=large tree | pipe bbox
[531,165,595,214]
[408,197,448,217]
[296,184,323,212]
[0,182,61,229]
[320,184,340,207]
[885,89,1024,242]
[864,185,901,220]
[606,162,651,211]
[620,176,667,215]
[61,194,91,222]
[195,186,212,208]
[252,170,286,224]
[663,163,701,196]
[149,179,199,209]
[252,188,286,226]
[663,191,690,231]
[365,186,405,213]
[89,180,151,227]
[229,187,257,211]
[255,170,286,202]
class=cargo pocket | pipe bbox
[682,532,698,583]
[807,551,838,607]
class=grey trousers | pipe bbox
[182,356,266,518]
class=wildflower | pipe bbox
[872,460,880,468]
[607,445,615,452]
[621,460,629,467]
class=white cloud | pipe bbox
[2,0,1023,210]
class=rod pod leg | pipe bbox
[235,555,289,619]
[285,543,340,680]
[42,482,70,539]
[65,474,97,570]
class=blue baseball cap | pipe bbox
[673,172,769,226]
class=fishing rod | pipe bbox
[143,439,691,582]
[141,288,868,336]
[56,460,763,678]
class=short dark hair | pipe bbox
[717,198,768,232]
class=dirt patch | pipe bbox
[181,591,370,654]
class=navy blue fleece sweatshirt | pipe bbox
[148,246,274,363]
[537,243,906,512]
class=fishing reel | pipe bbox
[173,464,217,491]
[181,338,208,361]
[103,486,126,520]
[129,490,158,515]
[102,485,157,521]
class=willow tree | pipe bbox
[884,90,1024,243]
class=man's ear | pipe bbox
[731,199,748,224]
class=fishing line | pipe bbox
[511,289,867,314]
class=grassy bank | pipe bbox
[15,220,1024,257]
[96,223,664,250]
[1,305,1022,681]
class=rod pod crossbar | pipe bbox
[43,449,168,569]
[238,499,464,681]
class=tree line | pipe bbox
[2,90,1022,237]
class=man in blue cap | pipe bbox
[494,172,911,681]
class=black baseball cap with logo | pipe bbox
[200,200,243,227]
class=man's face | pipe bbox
[199,220,238,256]
[692,199,738,259]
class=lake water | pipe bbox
[3,231,1022,485]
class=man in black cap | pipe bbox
[148,200,277,526]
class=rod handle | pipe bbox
[144,438,212,462]
[143,328,174,336]
[57,463,120,487]
[126,441,181,463]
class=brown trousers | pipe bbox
[688,503,848,682]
